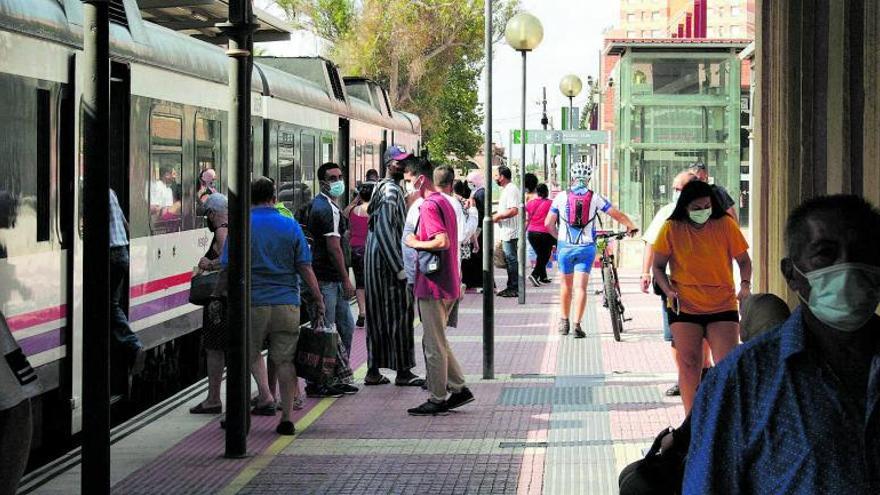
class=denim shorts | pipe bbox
[556,243,597,275]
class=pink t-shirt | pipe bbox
[349,211,368,248]
[414,193,460,300]
[526,198,552,233]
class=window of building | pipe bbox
[652,29,663,38]
[718,7,725,17]
[642,30,650,38]
[718,26,726,36]
[627,13,636,22]
[730,25,742,37]
[627,30,638,38]
[149,113,183,234]
[731,6,742,16]
[652,10,660,20]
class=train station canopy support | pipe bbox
[136,0,293,43]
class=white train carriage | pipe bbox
[0,0,420,455]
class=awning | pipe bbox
[136,0,293,44]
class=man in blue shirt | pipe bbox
[684,194,880,493]
[222,177,325,436]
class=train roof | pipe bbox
[0,0,420,134]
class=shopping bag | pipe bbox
[294,323,339,385]
[334,339,354,384]
[493,241,507,269]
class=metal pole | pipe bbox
[482,0,494,379]
[219,0,254,458]
[541,87,548,182]
[568,96,574,187]
[517,50,527,305]
[81,2,111,493]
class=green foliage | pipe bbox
[278,0,519,161]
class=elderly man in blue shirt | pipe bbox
[684,194,880,494]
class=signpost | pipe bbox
[512,129,609,145]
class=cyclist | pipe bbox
[545,163,637,338]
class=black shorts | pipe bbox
[666,309,739,327]
[351,246,365,289]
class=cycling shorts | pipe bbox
[556,243,597,275]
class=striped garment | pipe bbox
[364,178,415,370]
[109,189,129,248]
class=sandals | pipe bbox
[364,375,391,386]
[395,376,426,387]
[189,402,222,415]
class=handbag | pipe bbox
[189,269,220,306]
[294,323,339,385]
[493,241,507,269]
[414,197,447,276]
[618,425,688,495]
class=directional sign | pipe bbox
[512,129,609,145]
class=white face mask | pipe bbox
[672,190,681,203]
[688,207,712,224]
[404,181,416,194]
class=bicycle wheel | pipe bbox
[603,266,623,341]
[611,264,626,329]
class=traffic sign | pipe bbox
[512,129,608,145]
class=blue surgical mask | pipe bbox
[688,207,711,224]
[793,262,880,332]
[329,181,345,198]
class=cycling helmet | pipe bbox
[570,162,593,184]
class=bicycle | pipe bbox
[594,230,637,342]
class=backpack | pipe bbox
[566,189,595,229]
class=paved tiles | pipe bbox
[58,267,684,495]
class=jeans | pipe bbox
[319,281,355,358]
[527,231,555,280]
[109,246,142,355]
[502,239,518,291]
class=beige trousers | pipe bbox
[418,297,466,402]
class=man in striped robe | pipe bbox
[363,146,425,386]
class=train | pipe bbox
[0,0,420,455]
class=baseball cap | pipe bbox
[383,145,411,165]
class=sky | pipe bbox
[254,0,622,158]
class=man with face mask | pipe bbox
[302,163,359,397]
[363,146,425,387]
[683,194,880,493]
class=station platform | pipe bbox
[26,269,684,495]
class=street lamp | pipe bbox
[560,74,582,189]
[505,11,543,305]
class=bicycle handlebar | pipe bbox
[594,229,639,240]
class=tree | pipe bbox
[276,0,519,161]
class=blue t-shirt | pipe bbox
[221,206,312,306]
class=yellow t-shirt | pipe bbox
[653,215,749,314]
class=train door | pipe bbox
[109,62,130,394]
[276,124,297,210]
[338,118,350,190]
[300,132,317,208]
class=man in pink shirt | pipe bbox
[404,159,473,416]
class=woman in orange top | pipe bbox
[652,180,752,412]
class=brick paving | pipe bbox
[106,267,684,495]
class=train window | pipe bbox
[149,113,183,234]
[195,117,222,215]
[277,127,298,209]
[365,143,374,172]
[301,134,316,183]
[321,136,333,164]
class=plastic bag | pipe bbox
[294,323,339,385]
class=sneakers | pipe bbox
[574,323,586,339]
[446,387,475,410]
[407,400,449,416]
[665,384,681,397]
[355,315,365,328]
[558,319,570,336]
[276,420,295,436]
[528,274,542,287]
[292,396,305,410]
[497,288,518,298]
[335,383,359,395]
[305,384,345,398]
[251,402,277,416]
[539,277,552,284]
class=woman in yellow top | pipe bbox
[652,180,752,413]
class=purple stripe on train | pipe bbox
[129,289,193,322]
[19,328,64,356]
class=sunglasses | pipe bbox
[690,162,707,171]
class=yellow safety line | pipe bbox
[218,316,421,495]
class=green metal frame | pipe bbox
[614,48,742,229]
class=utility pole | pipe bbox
[219,0,256,458]
[81,1,111,492]
[541,86,548,182]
